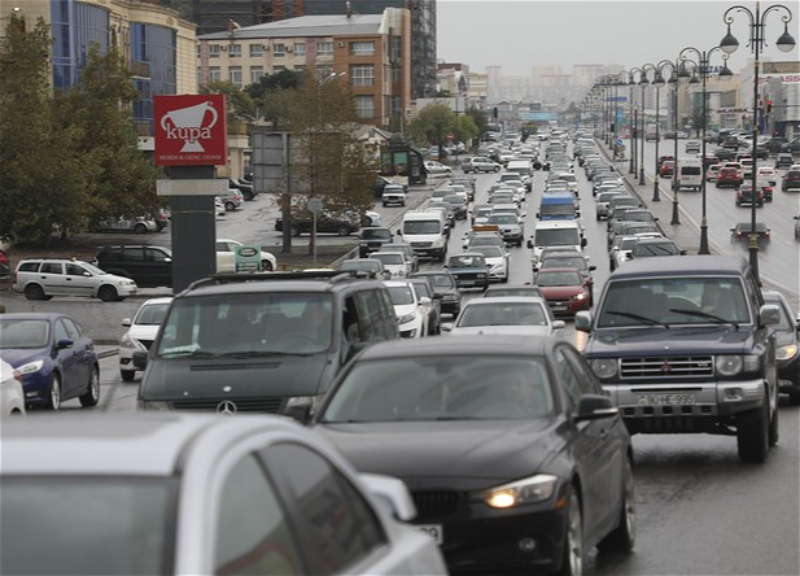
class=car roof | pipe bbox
[466,296,547,306]
[138,297,174,307]
[611,255,749,278]
[355,335,551,361]
[179,273,387,298]
[0,312,68,322]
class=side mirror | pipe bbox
[574,311,592,333]
[419,296,431,306]
[396,230,403,236]
[576,394,619,421]
[56,338,74,350]
[680,250,688,255]
[527,240,534,249]
[553,320,566,329]
[626,253,634,260]
[441,322,454,332]
[132,350,148,370]
[589,265,597,272]
[581,238,588,248]
[284,399,312,424]
[122,318,132,327]
[759,304,780,327]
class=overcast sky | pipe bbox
[437,0,800,76]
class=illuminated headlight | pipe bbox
[14,360,44,376]
[480,474,558,508]
[776,344,799,361]
[137,400,171,411]
[589,358,618,379]
[119,332,136,349]
[573,292,587,301]
[398,313,416,324]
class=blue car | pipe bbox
[0,313,100,410]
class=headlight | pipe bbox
[480,474,558,508]
[14,359,44,376]
[573,292,587,301]
[119,332,136,349]
[776,344,799,361]
[398,313,416,324]
[715,355,743,376]
[491,263,506,272]
[137,400,171,411]
[477,273,487,278]
[589,358,618,379]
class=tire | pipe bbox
[737,398,769,463]
[98,285,118,303]
[494,166,500,172]
[46,373,61,411]
[597,457,636,554]
[24,283,45,301]
[120,369,136,383]
[555,489,584,576]
[79,365,100,407]
[134,223,148,234]
[382,202,389,207]
[225,201,236,211]
[769,395,779,447]
[261,259,274,272]
[336,225,351,237]
[290,225,301,237]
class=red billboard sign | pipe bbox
[154,94,227,166]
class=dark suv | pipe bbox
[93,245,172,288]
[134,271,400,421]
[358,227,394,258]
[576,255,781,463]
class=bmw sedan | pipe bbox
[313,336,635,575]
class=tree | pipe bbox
[408,102,454,160]
[245,69,303,130]
[465,106,488,144]
[200,81,257,123]
[689,105,705,138]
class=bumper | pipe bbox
[453,276,489,289]
[777,354,800,390]
[20,372,53,406]
[546,299,589,317]
[440,298,461,316]
[115,285,138,297]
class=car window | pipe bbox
[122,248,143,262]
[40,262,63,275]
[146,249,169,262]
[262,443,387,575]
[66,264,87,276]
[214,454,304,576]
[554,348,583,410]
[54,319,71,342]
[61,318,82,341]
[560,346,601,396]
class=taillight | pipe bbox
[765,230,770,237]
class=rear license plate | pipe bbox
[637,393,696,406]
[416,524,443,545]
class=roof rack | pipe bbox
[184,270,367,291]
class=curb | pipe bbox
[97,348,118,359]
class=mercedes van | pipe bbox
[526,220,586,269]
[399,211,448,262]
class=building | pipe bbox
[196,10,411,128]
[173,0,436,100]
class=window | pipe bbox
[209,44,220,58]
[145,248,169,263]
[249,44,263,58]
[54,319,70,342]
[355,95,374,119]
[262,443,386,575]
[214,455,304,576]
[121,248,143,263]
[250,66,264,83]
[229,66,242,86]
[555,347,583,410]
[349,41,375,56]
[273,43,286,56]
[350,64,374,87]
[273,65,286,73]
[209,66,221,82]
[62,318,82,341]
[66,264,86,276]
[293,42,305,56]
[317,41,333,56]
[40,263,63,275]
[228,44,241,58]
[196,44,201,58]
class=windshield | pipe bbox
[458,302,547,327]
[449,255,485,268]
[415,274,454,289]
[488,215,518,225]
[597,278,751,327]
[321,356,554,422]
[387,286,415,306]
[542,257,585,270]
[468,246,503,258]
[80,262,108,275]
[157,293,334,356]
[370,253,403,265]
[0,319,50,349]
[536,271,581,286]
[634,242,680,256]
[534,228,580,246]
[403,220,441,235]
[540,204,576,217]
[133,303,170,326]
[1,477,173,575]
[361,229,391,240]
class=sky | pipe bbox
[437,0,800,77]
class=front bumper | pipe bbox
[115,285,138,297]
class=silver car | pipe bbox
[89,216,158,234]
[444,296,565,336]
[0,413,448,576]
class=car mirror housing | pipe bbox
[56,338,74,350]
[132,350,148,370]
[759,304,781,327]
[122,318,132,327]
[574,311,592,332]
[575,394,619,421]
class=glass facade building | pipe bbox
[51,0,108,90]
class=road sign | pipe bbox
[308,198,323,214]
[234,245,261,273]
[154,95,227,166]
[616,139,623,146]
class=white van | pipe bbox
[678,161,703,191]
[526,220,586,269]
[506,160,533,190]
[399,211,448,262]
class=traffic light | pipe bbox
[766,101,773,113]
[492,107,498,119]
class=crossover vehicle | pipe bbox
[119,297,173,382]
[384,279,431,339]
[93,244,172,288]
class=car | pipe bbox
[462,228,505,251]
[215,239,277,272]
[537,251,597,304]
[795,214,800,240]
[382,183,408,206]
[716,166,742,188]
[610,234,662,272]
[384,279,431,338]
[607,221,660,250]
[705,163,722,182]
[625,237,685,262]
[776,153,795,169]
[450,175,477,200]
[645,130,659,141]
[466,245,509,283]
[410,271,462,316]
[779,137,800,154]
[369,251,412,279]
[424,160,452,176]
[378,243,419,273]
[214,197,226,216]
[730,221,771,240]
[337,258,391,280]
[735,182,765,207]
[471,204,494,226]
[762,291,800,405]
[227,177,255,200]
[756,166,778,186]
[445,296,565,336]
[445,253,490,291]
[13,258,138,302]
[442,194,469,221]
[532,267,592,317]
[461,156,502,173]
[0,312,100,410]
[659,161,675,177]
[483,284,546,299]
[312,335,635,575]
[595,191,625,221]
[89,215,159,234]
[358,226,395,258]
[93,244,173,288]
[685,140,701,154]
[219,188,245,211]
[0,412,449,576]
[782,169,800,192]
[374,174,407,198]
[576,255,781,463]
[486,213,524,246]
[408,277,442,335]
[118,297,172,382]
[275,214,359,237]
[0,359,26,416]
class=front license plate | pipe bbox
[415,524,443,545]
[637,393,696,406]
[551,305,568,312]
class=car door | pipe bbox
[38,262,67,295]
[65,263,96,298]
[61,317,91,387]
[215,241,235,273]
[53,318,81,398]
[143,247,172,287]
[120,246,145,284]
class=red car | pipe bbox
[660,161,675,177]
[715,167,742,188]
[532,267,592,317]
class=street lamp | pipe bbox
[638,64,655,186]
[662,59,684,225]
[680,45,734,254]
[720,3,795,282]
[619,70,637,174]
[629,67,645,177]
[650,63,671,201]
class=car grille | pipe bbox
[620,356,714,379]
[171,397,285,412]
[411,490,463,520]
[410,242,433,248]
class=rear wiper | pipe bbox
[605,310,668,327]
[669,308,739,329]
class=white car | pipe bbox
[756,166,778,186]
[0,413,448,576]
[216,239,278,272]
[119,297,173,382]
[467,245,508,282]
[424,160,452,176]
[444,296,565,336]
[384,280,431,338]
[609,234,662,271]
[214,197,226,216]
[369,252,411,278]
[0,359,26,416]
[12,258,137,302]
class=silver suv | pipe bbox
[13,259,137,302]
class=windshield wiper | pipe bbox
[220,350,315,358]
[434,415,487,421]
[160,349,220,359]
[604,310,668,327]
[668,308,739,329]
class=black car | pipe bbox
[227,178,255,201]
[93,245,173,288]
[763,291,800,405]
[713,147,738,161]
[358,227,394,258]
[445,253,490,291]
[735,183,765,207]
[410,271,462,316]
[775,153,795,169]
[779,138,800,154]
[275,214,358,237]
[730,222,771,240]
[312,336,635,575]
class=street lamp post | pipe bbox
[651,63,671,202]
[620,70,637,174]
[667,59,682,225]
[638,65,654,186]
[720,2,795,282]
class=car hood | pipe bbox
[126,325,162,341]
[393,303,417,317]
[450,326,554,338]
[0,348,49,369]
[141,354,330,399]
[316,419,558,487]
[586,325,757,355]
[540,286,583,298]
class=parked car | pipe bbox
[89,216,158,234]
[424,160,452,176]
[0,359,26,416]
[215,239,277,272]
[119,297,172,382]
[461,156,502,173]
[779,137,800,154]
[0,313,99,410]
[762,290,800,405]
[14,258,137,302]
[219,188,244,211]
[93,245,172,288]
[227,177,255,200]
[0,413,449,576]
[275,214,359,236]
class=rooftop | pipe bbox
[199,14,383,40]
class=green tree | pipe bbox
[408,102,454,160]
[200,81,258,123]
[244,69,303,130]
[465,106,488,144]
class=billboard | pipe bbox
[154,95,227,166]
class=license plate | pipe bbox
[550,305,568,311]
[637,393,696,406]
[415,524,443,545]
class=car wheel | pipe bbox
[290,225,301,237]
[98,285,118,303]
[225,201,236,211]
[737,396,769,463]
[134,223,148,234]
[46,374,61,411]
[336,225,351,237]
[242,190,254,201]
[24,283,45,301]
[382,202,388,207]
[261,259,274,272]
[494,166,500,172]
[597,457,636,553]
[120,369,136,383]
[556,489,584,576]
[79,365,100,407]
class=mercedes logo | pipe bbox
[216,400,237,415]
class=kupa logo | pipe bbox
[154,94,227,166]
[160,100,218,152]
